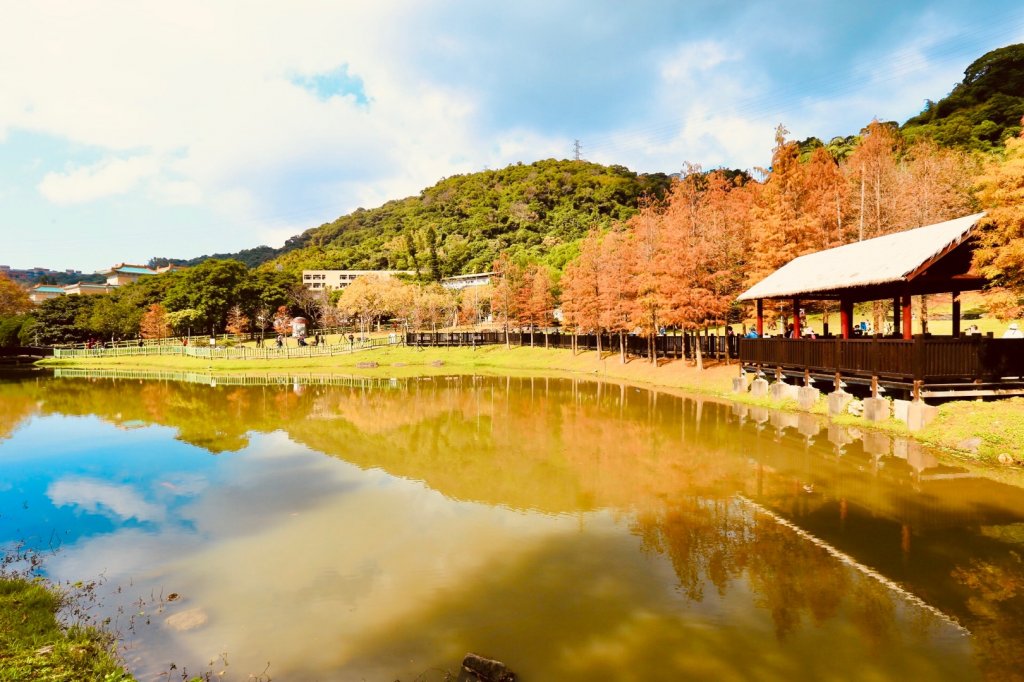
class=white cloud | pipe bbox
[659,40,737,85]
[38,155,161,204]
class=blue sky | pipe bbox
[1,1,1022,272]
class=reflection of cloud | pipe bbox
[44,527,203,596]
[155,473,208,498]
[48,478,165,523]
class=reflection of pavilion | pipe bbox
[732,401,1024,645]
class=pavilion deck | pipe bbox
[739,335,1024,398]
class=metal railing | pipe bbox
[52,336,398,360]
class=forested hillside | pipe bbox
[263,160,671,277]
[902,44,1024,151]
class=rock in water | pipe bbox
[457,653,516,682]
[165,607,207,631]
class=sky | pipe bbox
[2,1,1023,272]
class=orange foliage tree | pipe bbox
[225,304,251,335]
[0,274,32,317]
[139,303,171,339]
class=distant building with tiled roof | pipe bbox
[64,282,117,296]
[103,263,158,286]
[28,284,67,304]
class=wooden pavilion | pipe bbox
[736,213,1024,398]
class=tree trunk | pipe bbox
[597,329,602,357]
[620,331,626,364]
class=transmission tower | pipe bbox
[573,139,582,161]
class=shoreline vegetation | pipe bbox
[0,575,132,681]
[38,342,1024,484]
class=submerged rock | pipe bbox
[165,607,208,631]
[457,653,516,682]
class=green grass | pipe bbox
[918,398,1024,462]
[0,576,131,681]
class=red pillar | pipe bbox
[952,291,961,338]
[756,299,764,337]
[901,294,913,340]
[792,298,801,338]
[840,299,853,339]
[892,297,901,335]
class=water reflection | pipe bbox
[0,370,1021,680]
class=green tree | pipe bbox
[32,295,98,344]
[163,259,250,334]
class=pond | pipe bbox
[1,369,1023,681]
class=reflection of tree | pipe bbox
[289,379,748,514]
[31,379,315,453]
[0,381,38,442]
[952,558,1024,681]
[630,502,911,647]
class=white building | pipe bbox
[301,270,413,291]
[441,272,493,290]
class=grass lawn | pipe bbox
[0,576,131,681]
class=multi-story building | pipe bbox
[301,270,413,291]
[441,272,493,290]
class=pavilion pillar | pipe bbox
[901,294,913,340]
[840,299,853,339]
[892,297,901,335]
[952,291,961,338]
[792,298,801,338]
[756,299,764,337]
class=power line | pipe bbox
[583,17,1024,159]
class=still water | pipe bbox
[1,369,1023,681]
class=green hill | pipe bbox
[902,43,1024,151]
[262,159,671,277]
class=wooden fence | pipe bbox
[405,330,740,359]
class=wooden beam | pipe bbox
[840,299,853,339]
[901,294,913,340]
[952,291,961,338]
[756,299,763,337]
[792,299,801,338]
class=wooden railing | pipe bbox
[405,331,741,359]
[738,336,1024,383]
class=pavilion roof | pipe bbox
[737,213,986,301]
